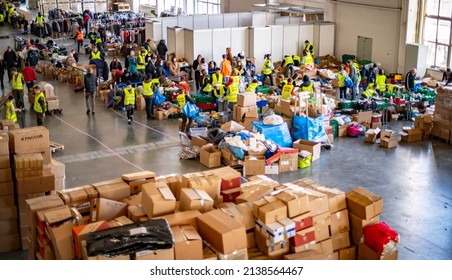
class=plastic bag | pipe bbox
[226,143,245,160]
[344,75,353,88]
[252,121,293,148]
[307,116,326,142]
[207,128,227,145]
[263,114,284,125]
[293,115,308,141]
[347,124,365,137]
[363,222,399,255]
[154,91,166,106]
[182,103,200,118]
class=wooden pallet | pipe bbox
[49,141,64,153]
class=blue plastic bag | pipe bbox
[252,121,292,148]
[344,75,353,88]
[293,116,308,141]
[292,116,326,142]
[182,103,200,118]
[154,91,166,106]
[226,143,245,160]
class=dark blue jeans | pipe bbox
[144,96,154,119]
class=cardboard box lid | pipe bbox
[44,205,72,225]
[346,187,382,207]
[122,171,156,181]
[172,225,202,242]
[26,194,64,211]
[58,185,98,204]
[92,198,128,222]
[220,202,255,230]
[158,186,176,200]
[220,121,245,132]
[182,188,213,202]
[160,210,202,229]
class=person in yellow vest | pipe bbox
[11,68,25,109]
[201,69,213,95]
[262,54,274,86]
[300,75,314,97]
[89,46,104,61]
[304,40,314,56]
[375,69,386,93]
[282,55,294,78]
[337,65,349,99]
[292,55,301,67]
[8,6,14,24]
[234,61,245,77]
[362,87,376,99]
[211,68,223,87]
[0,13,4,25]
[123,81,136,125]
[281,78,294,101]
[180,91,196,133]
[142,76,155,119]
[226,78,238,110]
[137,50,146,75]
[32,85,46,126]
[5,95,21,123]
[246,79,259,93]
[214,84,230,112]
[300,50,314,69]
[230,70,241,86]
[35,12,44,23]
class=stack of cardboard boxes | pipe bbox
[9,127,55,250]
[0,132,20,253]
[414,114,434,140]
[432,86,452,143]
[50,159,66,192]
[233,93,258,127]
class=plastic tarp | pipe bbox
[86,219,173,257]
[293,116,326,142]
[252,121,292,148]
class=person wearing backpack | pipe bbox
[179,90,196,133]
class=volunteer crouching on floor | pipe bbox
[32,85,46,126]
[5,95,21,123]
[123,81,136,125]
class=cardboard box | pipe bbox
[179,188,213,213]
[278,217,296,239]
[16,169,55,195]
[358,241,398,260]
[338,245,357,260]
[0,219,18,235]
[191,136,208,147]
[307,186,346,213]
[233,105,257,122]
[401,127,423,142]
[217,246,248,260]
[350,229,363,245]
[199,145,221,168]
[292,226,316,247]
[196,209,247,254]
[365,128,380,143]
[14,153,44,179]
[284,250,327,260]
[330,209,350,235]
[380,130,398,148]
[92,178,130,201]
[315,238,334,255]
[236,185,274,204]
[331,232,351,251]
[292,212,313,231]
[0,168,12,183]
[0,181,14,197]
[258,200,287,225]
[58,185,98,214]
[338,123,350,137]
[293,139,321,161]
[0,206,17,220]
[0,233,20,252]
[204,167,241,191]
[171,225,203,260]
[128,204,148,222]
[291,240,317,253]
[132,248,174,260]
[275,189,309,218]
[183,173,221,201]
[241,111,259,131]
[312,212,331,242]
[0,132,9,155]
[44,206,75,260]
[0,154,10,169]
[54,177,65,192]
[122,171,156,182]
[108,216,134,228]
[252,196,277,218]
[278,152,298,173]
[219,203,255,230]
[159,210,201,230]
[353,111,372,124]
[348,212,379,232]
[155,174,182,199]
[125,178,156,195]
[142,182,176,218]
[220,187,240,203]
[72,221,110,259]
[238,92,257,107]
[221,121,245,133]
[244,156,265,176]
[90,198,128,222]
[8,126,49,153]
[254,229,289,259]
[346,187,383,219]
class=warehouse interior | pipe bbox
[0,0,451,261]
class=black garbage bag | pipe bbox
[207,128,227,145]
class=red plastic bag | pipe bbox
[347,124,364,137]
[363,222,399,255]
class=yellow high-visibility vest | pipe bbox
[246,83,258,93]
[142,80,153,97]
[263,59,272,75]
[36,16,44,22]
[203,76,213,92]
[12,73,23,90]
[337,72,346,87]
[304,54,314,65]
[283,56,294,66]
[376,74,386,92]
[137,54,146,70]
[34,92,46,113]
[124,88,135,106]
[227,83,238,103]
[211,74,223,86]
[281,84,294,100]
[214,85,226,99]
[5,101,17,123]
[177,93,186,108]
[232,76,240,85]
[91,51,101,59]
[301,83,313,94]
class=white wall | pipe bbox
[193,30,213,63]
[222,0,266,13]
[283,25,300,56]
[224,13,240,28]
[249,27,272,73]
[212,29,231,63]
[332,0,403,72]
[146,21,162,42]
[299,24,315,55]
[184,29,195,64]
[230,28,250,58]
[270,25,284,62]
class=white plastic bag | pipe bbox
[263,114,284,125]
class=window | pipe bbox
[423,0,452,68]
[197,0,221,15]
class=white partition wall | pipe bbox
[184,29,195,64]
[178,16,194,30]
[212,29,231,63]
[167,27,186,59]
[224,13,239,28]
[146,21,162,41]
[289,17,302,24]
[252,12,267,27]
[317,23,335,56]
[193,30,213,63]
[283,25,300,56]
[230,27,249,58]
[270,25,284,62]
[275,17,290,25]
[299,24,315,55]
[249,27,272,73]
[194,15,209,30]
[266,13,276,26]
[161,18,178,42]
[208,14,224,29]
[238,12,253,27]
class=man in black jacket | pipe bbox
[3,46,17,82]
[84,67,97,115]
[155,59,166,78]
[145,56,157,78]
[405,68,417,92]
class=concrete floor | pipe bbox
[0,23,451,261]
